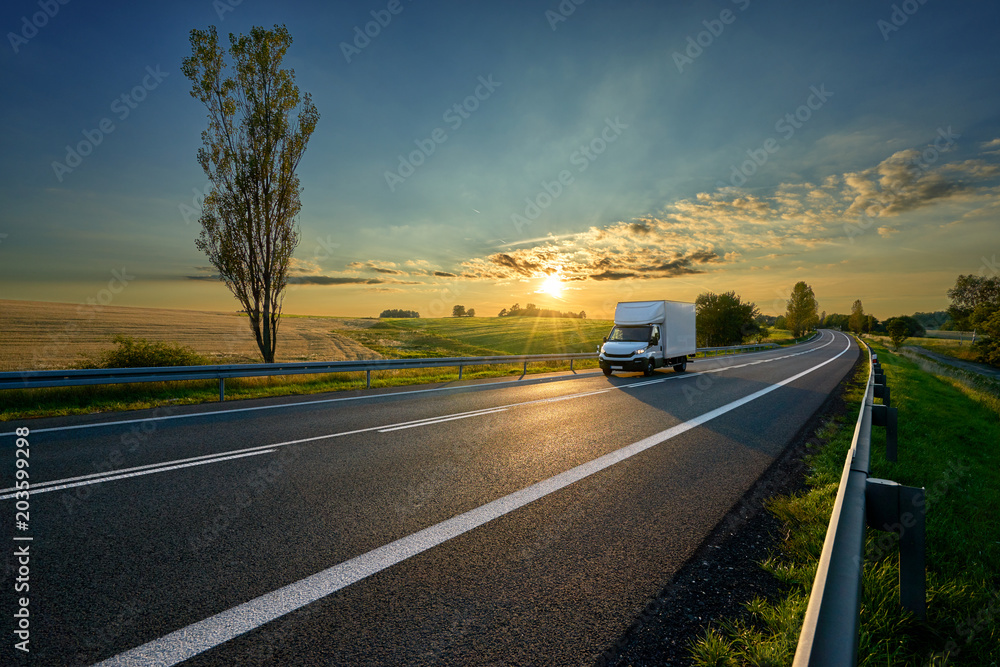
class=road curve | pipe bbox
[1,331,858,666]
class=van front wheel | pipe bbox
[644,358,655,376]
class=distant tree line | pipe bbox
[497,303,586,319]
[452,305,476,317]
[380,309,420,318]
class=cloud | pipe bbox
[591,270,637,281]
[460,244,723,283]
[289,276,385,285]
[288,257,321,275]
[288,275,422,285]
[397,134,1000,288]
[841,149,998,218]
[981,138,1000,154]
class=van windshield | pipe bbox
[607,326,651,342]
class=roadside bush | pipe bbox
[85,335,209,368]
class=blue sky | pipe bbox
[1,0,998,320]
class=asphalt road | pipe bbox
[1,330,858,666]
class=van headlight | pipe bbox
[634,347,646,355]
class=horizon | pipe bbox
[0,296,955,325]
[2,1,999,326]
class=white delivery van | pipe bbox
[598,300,696,376]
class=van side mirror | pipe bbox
[603,336,608,343]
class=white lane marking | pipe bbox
[2,332,837,499]
[94,332,853,667]
[1,335,832,437]
[538,388,612,401]
[2,445,280,493]
[0,450,276,501]
[377,408,508,432]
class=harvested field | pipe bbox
[0,300,381,371]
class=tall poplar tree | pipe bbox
[182,25,319,363]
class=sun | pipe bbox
[540,274,564,298]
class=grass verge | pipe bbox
[689,339,1000,666]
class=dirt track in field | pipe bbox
[0,300,382,371]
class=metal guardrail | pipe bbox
[0,339,792,401]
[793,338,925,666]
[0,354,594,400]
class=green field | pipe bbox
[335,317,614,357]
[334,318,801,358]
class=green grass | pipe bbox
[346,316,614,356]
[908,337,983,364]
[689,339,1000,666]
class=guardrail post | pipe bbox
[871,404,898,461]
[521,361,527,378]
[570,359,575,374]
[458,364,463,380]
[219,377,225,402]
[899,485,927,617]
[366,370,371,389]
[865,478,927,618]
[873,382,890,406]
